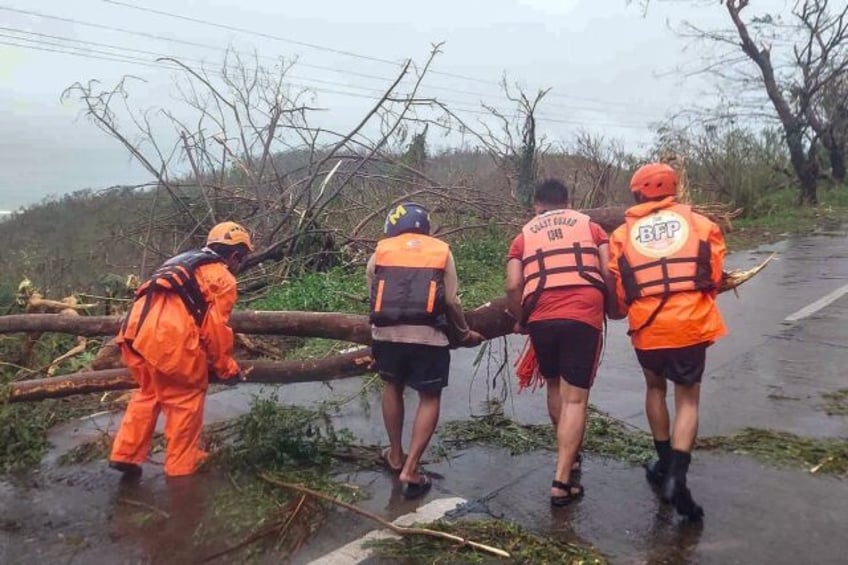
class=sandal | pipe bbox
[571,452,583,474]
[402,475,432,500]
[380,447,404,474]
[550,480,584,507]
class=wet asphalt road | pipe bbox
[2,231,848,564]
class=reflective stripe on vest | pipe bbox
[618,203,713,305]
[369,233,449,328]
[131,248,224,329]
[520,209,605,303]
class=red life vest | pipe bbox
[618,203,714,304]
[369,233,449,328]
[520,209,605,305]
[130,248,224,328]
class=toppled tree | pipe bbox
[2,254,774,403]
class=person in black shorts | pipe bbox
[367,203,482,499]
[608,163,728,521]
[506,180,613,506]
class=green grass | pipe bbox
[366,518,606,564]
[440,405,847,476]
[821,389,848,416]
[697,428,848,476]
[725,185,848,250]
[251,266,369,313]
[440,404,655,463]
[451,229,511,308]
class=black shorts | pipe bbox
[635,343,708,386]
[371,340,450,393]
[527,320,602,390]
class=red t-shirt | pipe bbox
[508,222,609,329]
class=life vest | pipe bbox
[618,203,714,305]
[369,233,449,329]
[520,209,605,305]
[131,248,225,327]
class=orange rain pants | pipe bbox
[110,352,208,476]
[110,261,239,477]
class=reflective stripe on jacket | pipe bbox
[369,233,449,328]
[618,203,713,304]
[520,209,605,304]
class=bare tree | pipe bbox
[678,1,848,204]
[436,78,550,209]
[570,131,627,208]
[61,46,521,293]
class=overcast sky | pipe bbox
[0,0,791,211]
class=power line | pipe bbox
[0,27,654,130]
[0,4,665,120]
[3,36,654,131]
[100,0,658,111]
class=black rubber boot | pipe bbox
[109,460,142,477]
[662,450,704,521]
[645,439,671,487]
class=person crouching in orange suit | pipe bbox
[109,222,253,478]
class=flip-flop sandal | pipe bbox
[550,480,584,507]
[402,475,432,500]
[380,447,404,474]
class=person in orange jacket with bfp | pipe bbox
[367,203,483,499]
[608,163,727,521]
[109,221,253,478]
[506,179,614,506]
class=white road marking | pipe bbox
[308,496,466,564]
[783,282,848,323]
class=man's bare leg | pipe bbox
[642,368,673,486]
[550,380,589,502]
[399,390,441,486]
[545,377,560,426]
[381,381,405,470]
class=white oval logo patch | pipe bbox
[629,210,690,258]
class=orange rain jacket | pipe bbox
[117,256,240,384]
[608,197,727,350]
[520,208,605,303]
[111,252,239,476]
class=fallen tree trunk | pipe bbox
[0,311,373,341]
[7,349,375,403]
[3,256,773,403]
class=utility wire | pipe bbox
[0,4,665,120]
[100,0,661,110]
[1,31,654,130]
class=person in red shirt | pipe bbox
[608,163,727,521]
[506,179,613,506]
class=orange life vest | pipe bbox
[618,203,714,305]
[520,209,605,305]
[369,233,449,328]
[128,248,224,330]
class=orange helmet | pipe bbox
[206,221,254,252]
[630,163,678,199]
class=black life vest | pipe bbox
[369,233,449,329]
[133,248,224,327]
